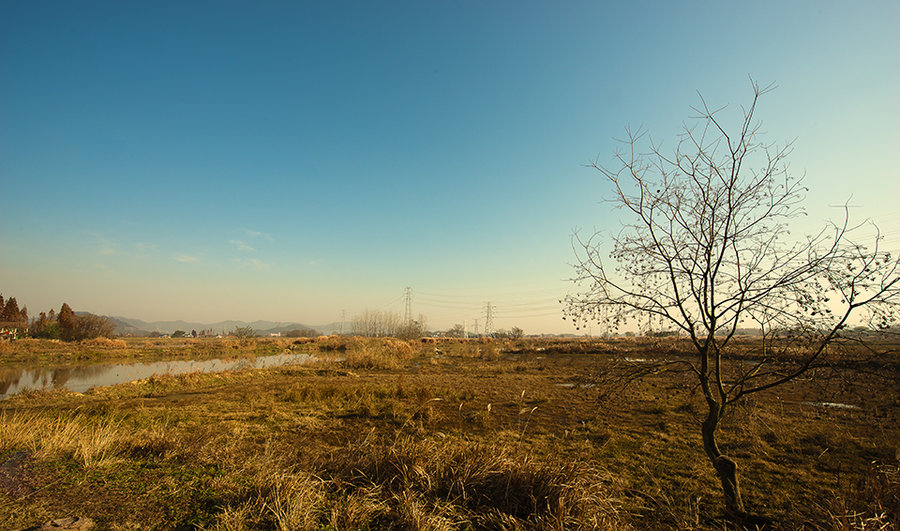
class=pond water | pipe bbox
[801,401,861,410]
[0,352,319,400]
[554,382,596,389]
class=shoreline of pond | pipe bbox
[0,352,324,400]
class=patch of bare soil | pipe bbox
[0,450,37,499]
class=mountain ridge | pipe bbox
[102,315,340,336]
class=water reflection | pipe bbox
[0,353,318,400]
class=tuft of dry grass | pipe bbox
[826,462,900,530]
[262,472,326,531]
[80,337,128,348]
[324,435,624,530]
[334,337,420,370]
[342,347,404,370]
[0,410,124,468]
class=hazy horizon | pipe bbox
[2,1,898,334]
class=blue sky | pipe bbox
[2,1,898,333]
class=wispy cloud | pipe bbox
[242,229,273,241]
[173,254,200,263]
[133,242,158,253]
[88,233,118,256]
[89,233,161,259]
[234,257,270,271]
[249,258,268,270]
[228,240,256,252]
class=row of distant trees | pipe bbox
[1,293,115,341]
[3,293,526,342]
[168,327,324,339]
[0,294,29,326]
[349,309,428,340]
[443,324,524,339]
[350,309,525,340]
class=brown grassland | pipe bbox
[1,336,898,530]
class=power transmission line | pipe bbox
[403,286,412,325]
[376,293,405,311]
[483,302,495,336]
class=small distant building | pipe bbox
[0,321,29,340]
[269,332,282,337]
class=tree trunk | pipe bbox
[702,407,746,518]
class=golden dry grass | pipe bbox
[0,336,897,530]
[0,411,122,468]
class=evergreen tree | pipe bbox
[58,303,77,341]
[2,297,20,323]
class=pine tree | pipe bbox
[35,311,48,334]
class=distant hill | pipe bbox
[103,315,341,337]
[103,315,152,336]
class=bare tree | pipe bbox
[445,323,466,338]
[73,313,116,340]
[397,314,428,340]
[350,309,403,337]
[230,326,256,339]
[564,80,900,519]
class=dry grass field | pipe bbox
[1,336,898,530]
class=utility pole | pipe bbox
[403,286,412,326]
[483,302,495,337]
[473,319,479,337]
